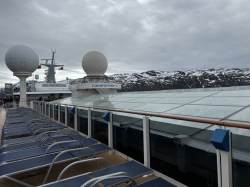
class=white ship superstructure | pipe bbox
[13,50,71,101]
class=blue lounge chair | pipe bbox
[0,138,98,163]
[0,134,85,154]
[0,143,112,177]
[39,160,152,187]
[1,130,79,146]
[2,124,67,139]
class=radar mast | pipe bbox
[40,49,64,83]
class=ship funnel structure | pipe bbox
[5,45,39,107]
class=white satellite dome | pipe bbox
[82,51,108,77]
[5,45,39,76]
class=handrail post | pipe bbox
[211,129,233,187]
[48,104,50,117]
[52,104,55,119]
[58,104,60,122]
[74,106,78,130]
[65,105,68,126]
[44,102,46,115]
[143,116,150,167]
[108,111,113,154]
[217,149,222,187]
[220,131,233,187]
[88,108,92,138]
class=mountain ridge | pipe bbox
[1,68,250,95]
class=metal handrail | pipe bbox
[58,104,250,130]
[43,147,96,184]
[80,172,136,187]
[57,157,110,181]
[44,140,83,154]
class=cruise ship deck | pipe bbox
[0,106,182,187]
[2,85,250,187]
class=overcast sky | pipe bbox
[1,0,250,88]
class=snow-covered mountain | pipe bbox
[2,68,250,95]
[109,68,250,92]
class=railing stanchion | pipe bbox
[65,105,68,126]
[74,106,77,130]
[143,116,150,167]
[52,104,55,119]
[48,104,50,118]
[58,104,61,122]
[44,102,46,115]
[216,149,222,187]
[108,111,113,154]
[88,108,92,138]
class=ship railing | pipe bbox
[33,101,250,187]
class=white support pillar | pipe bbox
[88,108,92,138]
[213,129,232,187]
[74,107,77,130]
[30,101,33,110]
[44,102,46,115]
[216,149,222,187]
[19,77,28,107]
[143,116,150,167]
[220,131,232,187]
[58,105,61,122]
[65,106,68,126]
[108,112,113,153]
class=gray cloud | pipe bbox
[0,0,250,87]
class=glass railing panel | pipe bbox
[50,105,53,118]
[67,106,74,129]
[166,105,242,119]
[149,117,218,187]
[60,106,65,124]
[128,97,162,103]
[46,104,49,116]
[113,112,144,164]
[107,97,138,102]
[43,103,45,114]
[227,107,250,123]
[133,103,181,113]
[91,110,108,145]
[232,130,250,187]
[54,108,58,121]
[172,91,218,97]
[77,108,88,136]
[192,97,250,106]
[213,90,250,97]
[154,97,201,104]
[144,92,177,98]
